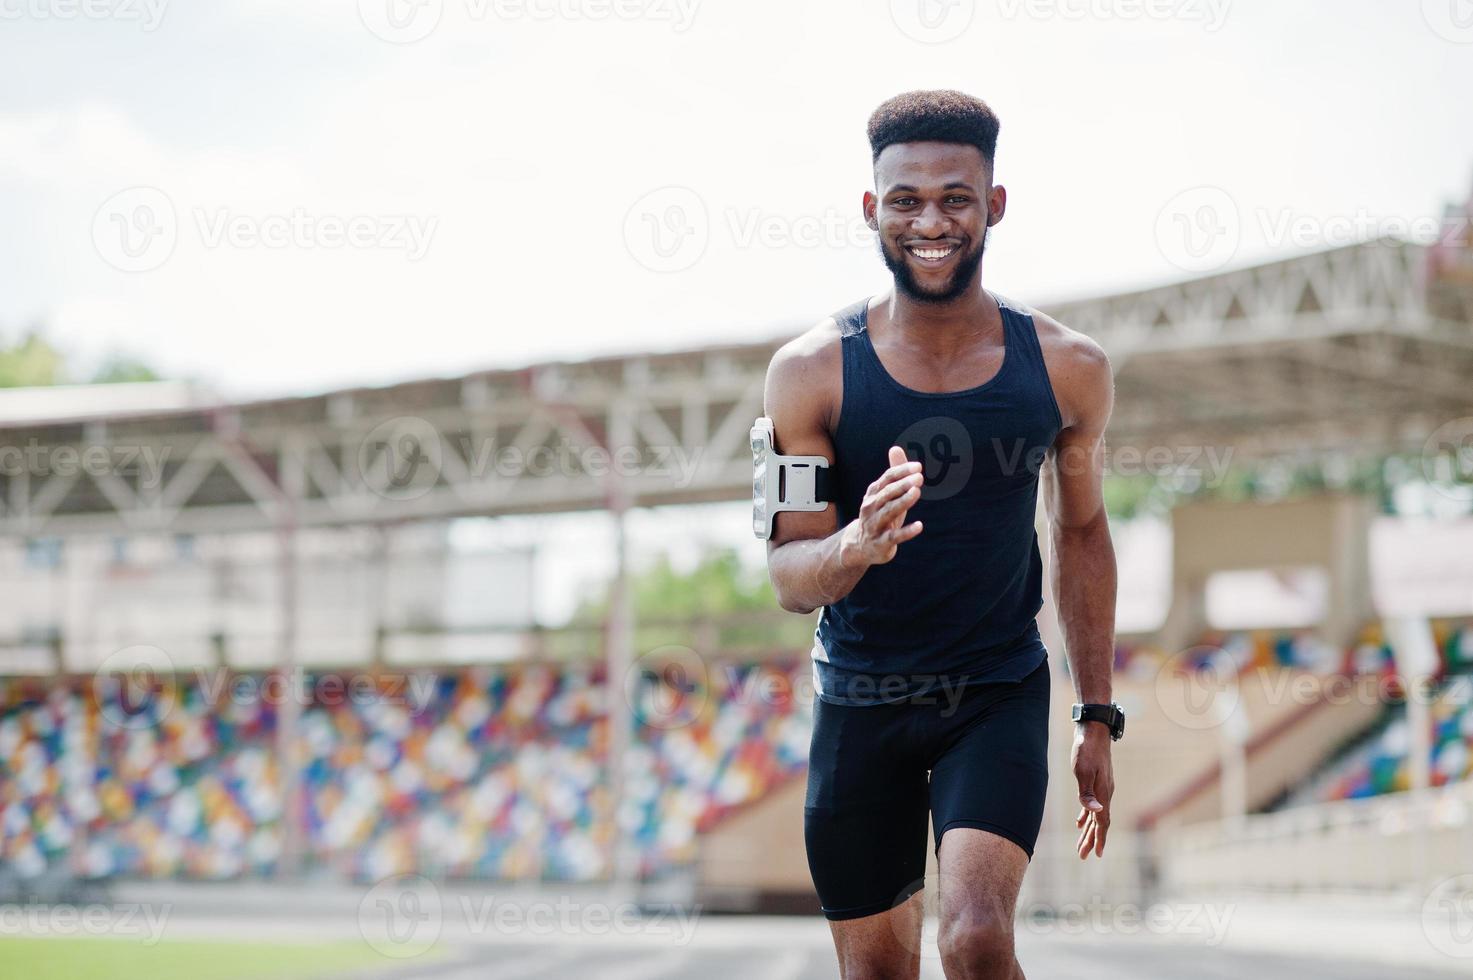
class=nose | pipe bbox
[911,201,948,239]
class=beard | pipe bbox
[878,225,988,305]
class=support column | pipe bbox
[606,405,638,889]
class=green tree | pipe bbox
[90,352,162,384]
[0,330,66,388]
[0,328,163,387]
[569,546,811,655]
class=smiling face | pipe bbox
[865,140,1006,304]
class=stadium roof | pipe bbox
[1,235,1469,537]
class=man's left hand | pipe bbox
[1072,722,1115,859]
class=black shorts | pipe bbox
[803,658,1051,921]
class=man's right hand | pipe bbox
[839,446,925,569]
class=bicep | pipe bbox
[763,349,839,551]
[1044,345,1114,530]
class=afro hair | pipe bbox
[867,90,1000,167]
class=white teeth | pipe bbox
[910,245,955,260]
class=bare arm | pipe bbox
[763,328,924,615]
[1037,319,1118,860]
[1043,339,1117,707]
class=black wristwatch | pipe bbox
[1072,702,1125,741]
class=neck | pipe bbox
[882,268,997,354]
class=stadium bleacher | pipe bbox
[0,658,811,884]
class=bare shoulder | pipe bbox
[1016,303,1113,432]
[764,315,845,438]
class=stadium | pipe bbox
[4,5,1473,978]
[2,183,1471,977]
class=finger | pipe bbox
[1095,814,1110,857]
[1077,822,1093,860]
[887,446,909,469]
[882,520,924,546]
[1080,794,1103,813]
[868,459,923,494]
[1076,807,1087,829]
[869,485,922,528]
[862,473,924,515]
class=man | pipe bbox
[762,90,1118,979]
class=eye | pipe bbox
[890,196,918,207]
[946,195,970,205]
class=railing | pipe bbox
[0,610,820,675]
[1155,780,1473,896]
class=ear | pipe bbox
[863,190,879,230]
[987,185,1007,226]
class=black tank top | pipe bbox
[813,294,1063,705]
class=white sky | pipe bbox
[1,0,1470,398]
